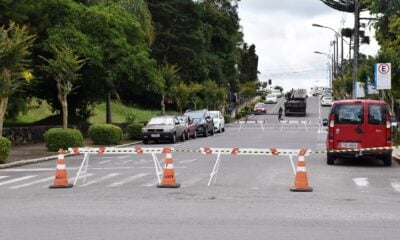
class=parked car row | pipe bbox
[141,110,225,144]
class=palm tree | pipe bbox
[0,21,35,135]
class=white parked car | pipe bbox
[271,89,282,98]
[265,94,278,104]
[209,110,225,133]
[320,96,334,106]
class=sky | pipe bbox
[237,0,380,92]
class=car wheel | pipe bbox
[204,127,208,137]
[181,132,186,142]
[170,133,176,143]
[327,153,335,165]
[383,152,392,166]
[186,131,190,140]
[222,127,225,132]
[143,139,148,144]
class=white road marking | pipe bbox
[179,159,198,164]
[181,176,203,187]
[0,175,37,186]
[108,173,150,187]
[390,179,400,192]
[353,178,369,187]
[0,176,9,179]
[98,160,111,165]
[9,176,54,189]
[134,159,152,165]
[79,173,120,187]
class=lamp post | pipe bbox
[314,51,333,88]
[312,23,340,78]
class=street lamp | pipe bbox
[314,51,333,88]
[312,23,340,78]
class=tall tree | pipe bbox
[40,45,86,129]
[0,21,35,135]
[158,62,180,114]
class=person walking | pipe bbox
[278,106,283,121]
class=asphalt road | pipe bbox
[1,96,400,240]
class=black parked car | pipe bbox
[184,109,214,137]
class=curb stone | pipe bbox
[0,141,141,169]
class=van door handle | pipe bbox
[355,128,364,134]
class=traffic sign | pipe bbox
[374,63,391,90]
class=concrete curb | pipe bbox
[0,141,142,169]
[393,154,400,163]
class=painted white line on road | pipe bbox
[390,179,400,192]
[0,175,37,186]
[0,176,9,179]
[353,178,369,187]
[79,173,120,187]
[122,160,135,164]
[139,166,186,169]
[108,173,150,187]
[179,159,198,164]
[0,168,63,172]
[181,176,204,187]
[98,160,111,165]
[134,159,152,165]
[10,176,54,189]
[91,167,136,170]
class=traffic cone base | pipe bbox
[290,186,313,192]
[157,183,181,188]
[49,183,73,189]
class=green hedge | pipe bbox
[44,128,84,152]
[0,136,11,164]
[89,124,123,145]
[224,114,232,123]
[127,123,144,140]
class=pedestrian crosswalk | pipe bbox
[0,171,400,193]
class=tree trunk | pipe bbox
[106,92,112,124]
[161,93,165,115]
[0,97,9,136]
[58,92,68,129]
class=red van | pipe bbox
[324,99,392,166]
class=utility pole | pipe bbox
[352,0,360,99]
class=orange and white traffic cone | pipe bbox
[290,149,312,192]
[49,149,73,189]
[157,148,180,188]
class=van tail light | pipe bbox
[386,114,392,144]
[328,113,334,140]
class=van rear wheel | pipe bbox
[383,152,392,167]
[327,153,335,165]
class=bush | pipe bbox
[0,136,11,163]
[224,114,232,123]
[127,123,144,140]
[235,111,242,119]
[44,128,84,152]
[89,124,123,145]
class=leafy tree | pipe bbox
[239,81,257,104]
[170,82,190,114]
[158,62,180,114]
[0,21,35,135]
[40,45,86,129]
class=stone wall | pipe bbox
[3,126,53,145]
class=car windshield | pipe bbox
[209,112,219,118]
[323,97,332,101]
[255,103,265,107]
[148,117,174,125]
[185,111,204,119]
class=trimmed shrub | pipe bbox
[44,128,84,152]
[235,111,242,119]
[127,123,144,140]
[89,124,123,145]
[224,114,232,123]
[0,136,11,163]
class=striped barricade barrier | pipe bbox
[68,147,174,187]
[199,147,310,188]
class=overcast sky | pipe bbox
[237,0,379,92]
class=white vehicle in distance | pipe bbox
[320,96,334,106]
[271,89,282,98]
[265,94,278,104]
[209,110,225,133]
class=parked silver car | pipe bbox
[142,115,186,144]
[209,110,225,133]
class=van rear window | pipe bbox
[334,104,363,124]
[368,104,386,125]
